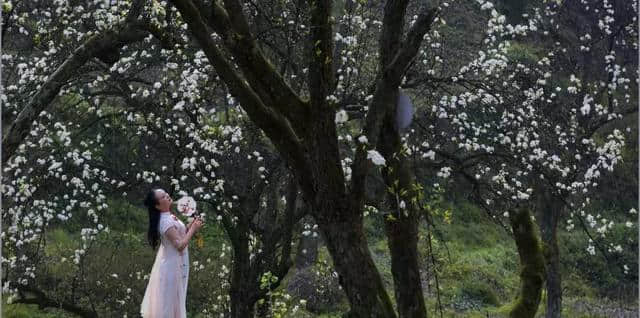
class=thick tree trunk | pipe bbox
[316,209,396,318]
[542,216,562,318]
[230,296,255,318]
[297,107,396,316]
[229,265,256,317]
[536,188,563,318]
[508,208,545,318]
[228,224,257,318]
[378,111,427,318]
[170,1,437,315]
[384,217,425,318]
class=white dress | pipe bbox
[141,213,190,318]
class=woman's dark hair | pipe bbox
[144,189,161,249]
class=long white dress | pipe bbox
[141,212,190,318]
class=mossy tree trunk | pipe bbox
[509,207,546,318]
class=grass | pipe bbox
[2,300,75,318]
[5,199,636,317]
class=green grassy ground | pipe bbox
[3,201,636,317]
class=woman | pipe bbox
[140,188,203,318]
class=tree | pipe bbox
[3,0,636,316]
[2,1,306,315]
[405,0,637,316]
[167,0,441,315]
[1,0,148,163]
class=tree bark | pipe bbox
[317,209,397,318]
[378,101,427,318]
[228,224,257,318]
[384,216,424,318]
[536,188,563,318]
[300,105,397,316]
[542,214,562,318]
[508,208,545,318]
[230,295,256,318]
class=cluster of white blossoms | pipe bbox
[1,0,636,314]
[400,0,637,269]
[1,0,248,309]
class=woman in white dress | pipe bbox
[140,188,203,318]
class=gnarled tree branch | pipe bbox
[350,5,439,210]
[170,0,313,195]
[308,0,334,109]
[2,1,147,163]
[206,0,309,127]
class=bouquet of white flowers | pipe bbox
[175,196,204,248]
[176,196,197,217]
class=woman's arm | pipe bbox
[165,226,196,252]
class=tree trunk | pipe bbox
[508,208,545,318]
[229,266,256,317]
[230,296,256,318]
[297,108,396,317]
[384,217,425,318]
[378,111,427,318]
[542,217,561,318]
[228,225,257,318]
[169,0,437,314]
[536,189,562,318]
[316,208,397,318]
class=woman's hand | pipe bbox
[190,217,204,232]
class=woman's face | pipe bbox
[154,189,173,212]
